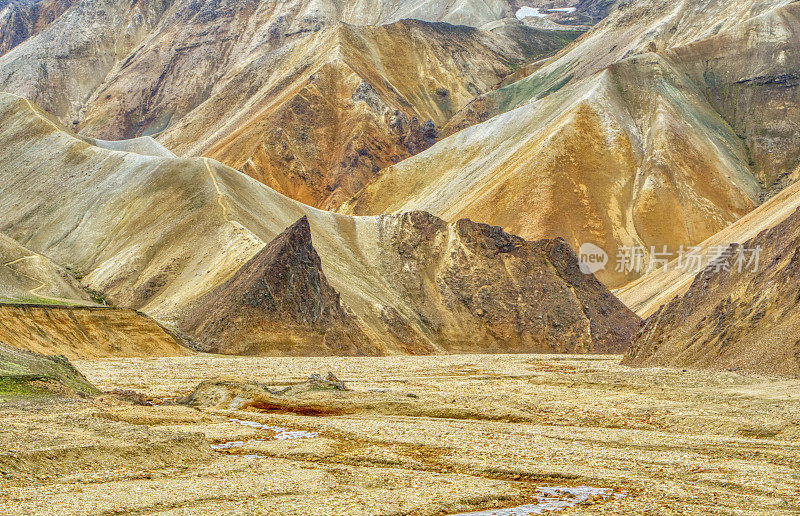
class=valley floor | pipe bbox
[1,355,799,515]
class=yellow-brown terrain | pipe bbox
[0,93,641,355]
[344,54,761,287]
[2,1,800,514]
[0,232,92,305]
[0,305,188,359]
[0,0,583,209]
[617,175,800,317]
[1,354,798,514]
[624,201,800,376]
[344,0,800,287]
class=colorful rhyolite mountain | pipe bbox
[344,0,800,288]
[0,93,641,355]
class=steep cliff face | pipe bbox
[625,205,800,377]
[0,305,189,359]
[180,217,378,356]
[0,93,641,355]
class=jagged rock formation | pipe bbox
[625,204,800,377]
[180,217,377,356]
[363,212,641,353]
[0,232,93,305]
[0,340,99,396]
[345,0,800,287]
[0,93,641,355]
[0,305,189,358]
[0,0,74,56]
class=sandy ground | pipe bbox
[1,354,799,515]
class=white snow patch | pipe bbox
[515,6,546,19]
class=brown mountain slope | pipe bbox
[0,0,171,128]
[0,0,581,209]
[344,0,800,287]
[151,21,578,208]
[337,211,641,354]
[0,0,530,130]
[624,203,800,377]
[180,217,377,356]
[342,53,761,287]
[617,175,800,317]
[0,305,188,359]
[0,93,641,354]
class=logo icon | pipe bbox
[578,243,608,275]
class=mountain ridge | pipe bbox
[0,92,641,355]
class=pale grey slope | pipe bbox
[448,0,800,189]
[0,0,170,126]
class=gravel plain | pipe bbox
[1,354,799,515]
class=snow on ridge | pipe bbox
[515,6,546,19]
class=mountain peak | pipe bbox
[179,216,378,356]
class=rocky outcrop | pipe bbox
[180,212,641,355]
[180,217,378,356]
[0,304,189,359]
[624,206,800,377]
[370,212,641,353]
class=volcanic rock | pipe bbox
[625,205,800,377]
[180,217,378,356]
